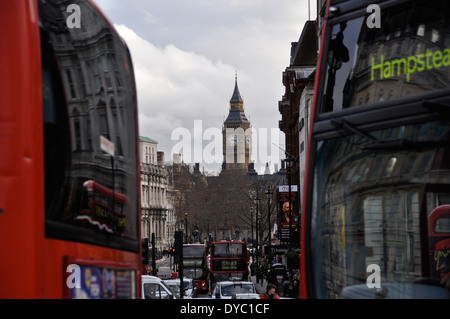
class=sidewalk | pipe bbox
[250,275,267,295]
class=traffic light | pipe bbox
[174,231,183,264]
[141,238,149,265]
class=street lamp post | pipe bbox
[285,156,295,245]
[250,206,254,262]
[255,194,260,257]
[285,155,295,279]
[184,213,188,244]
[207,219,210,243]
[265,184,273,264]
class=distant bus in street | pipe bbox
[183,244,209,292]
[209,241,249,293]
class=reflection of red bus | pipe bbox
[183,244,208,292]
[0,1,141,298]
[210,241,248,292]
[77,180,131,235]
[428,205,450,281]
[301,0,450,299]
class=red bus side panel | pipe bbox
[0,0,44,298]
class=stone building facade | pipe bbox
[279,20,317,208]
[139,137,175,253]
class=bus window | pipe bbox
[212,243,246,257]
[320,1,450,113]
[41,27,71,221]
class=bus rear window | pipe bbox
[211,243,246,257]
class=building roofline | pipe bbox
[140,136,158,144]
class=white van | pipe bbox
[141,275,178,299]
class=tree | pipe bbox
[169,163,279,247]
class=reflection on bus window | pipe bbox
[321,1,450,113]
[310,121,450,298]
[428,205,450,282]
[40,0,139,245]
[76,180,131,236]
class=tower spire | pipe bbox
[230,71,243,105]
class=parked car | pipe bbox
[141,275,178,299]
[163,278,198,298]
[212,281,257,299]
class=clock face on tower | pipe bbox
[227,133,237,146]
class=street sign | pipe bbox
[278,185,298,192]
[100,135,115,156]
[264,245,301,255]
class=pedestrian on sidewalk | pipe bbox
[260,283,279,300]
[256,262,263,285]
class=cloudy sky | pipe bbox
[94,0,317,174]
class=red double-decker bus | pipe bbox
[209,241,249,292]
[301,0,450,299]
[0,1,141,298]
[183,244,209,292]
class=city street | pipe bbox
[155,254,271,299]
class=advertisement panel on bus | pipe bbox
[277,185,299,243]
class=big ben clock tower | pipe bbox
[222,74,251,172]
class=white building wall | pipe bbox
[299,81,315,205]
[139,137,176,253]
